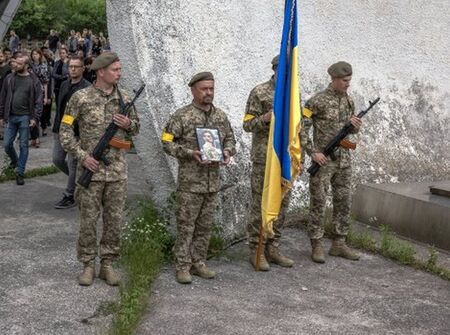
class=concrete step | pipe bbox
[352,181,450,251]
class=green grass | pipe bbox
[316,208,449,282]
[0,165,59,183]
[110,200,174,335]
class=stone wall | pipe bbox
[107,0,450,239]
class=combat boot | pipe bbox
[265,245,294,267]
[329,237,360,261]
[310,239,326,263]
[78,263,95,286]
[99,261,121,286]
[249,251,270,271]
[191,262,216,279]
[176,270,192,284]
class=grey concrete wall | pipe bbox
[107,0,450,239]
[352,182,450,251]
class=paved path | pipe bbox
[1,134,449,335]
[137,230,450,335]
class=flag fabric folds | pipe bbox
[261,0,301,237]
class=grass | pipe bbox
[320,209,449,281]
[110,199,174,335]
[0,164,60,183]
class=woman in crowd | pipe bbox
[30,48,50,147]
[52,47,69,104]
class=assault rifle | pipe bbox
[307,97,380,176]
[77,84,146,188]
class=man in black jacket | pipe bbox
[52,56,90,208]
[0,54,42,185]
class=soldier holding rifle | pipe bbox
[60,52,140,286]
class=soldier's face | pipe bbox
[0,53,5,63]
[192,80,214,105]
[332,76,352,93]
[99,61,122,85]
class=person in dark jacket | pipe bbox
[0,54,43,185]
[52,47,69,103]
[52,56,90,208]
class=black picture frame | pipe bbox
[195,127,224,162]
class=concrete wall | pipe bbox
[107,0,450,239]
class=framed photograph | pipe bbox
[195,127,224,162]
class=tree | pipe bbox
[10,0,107,40]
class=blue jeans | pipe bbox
[4,115,30,175]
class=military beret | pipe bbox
[91,52,120,71]
[327,61,352,78]
[188,72,214,87]
[271,55,279,66]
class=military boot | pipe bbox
[310,239,326,263]
[249,250,270,271]
[191,262,216,279]
[99,261,120,286]
[265,245,294,267]
[329,237,360,261]
[176,270,192,284]
[78,263,95,286]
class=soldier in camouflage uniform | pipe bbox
[161,72,236,284]
[60,52,140,286]
[300,61,361,263]
[243,55,303,271]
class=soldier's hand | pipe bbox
[192,150,210,165]
[299,163,304,174]
[29,119,37,128]
[261,112,272,123]
[113,114,131,130]
[221,150,231,165]
[82,156,100,173]
[312,152,328,166]
[0,119,4,128]
[350,115,362,130]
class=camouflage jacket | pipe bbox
[243,77,304,164]
[300,84,357,167]
[242,78,274,164]
[161,103,236,193]
[59,85,140,181]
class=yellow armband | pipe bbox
[302,108,312,118]
[161,131,174,142]
[243,113,256,122]
[61,114,75,126]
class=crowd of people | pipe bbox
[0,28,111,204]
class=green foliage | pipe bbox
[347,230,377,252]
[10,0,107,40]
[208,224,226,258]
[111,200,174,335]
[380,225,416,265]
[425,246,439,271]
[0,157,59,183]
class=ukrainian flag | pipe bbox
[261,0,301,237]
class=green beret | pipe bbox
[271,55,279,66]
[327,61,352,78]
[188,72,214,87]
[91,52,120,71]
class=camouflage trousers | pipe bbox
[247,163,291,251]
[173,191,218,271]
[75,179,127,264]
[308,160,351,240]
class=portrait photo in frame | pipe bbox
[195,127,224,162]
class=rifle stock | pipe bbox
[77,84,145,188]
[307,97,380,176]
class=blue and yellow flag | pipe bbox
[261,0,301,237]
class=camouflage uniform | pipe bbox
[300,84,357,239]
[243,77,291,250]
[162,103,236,271]
[60,85,140,264]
